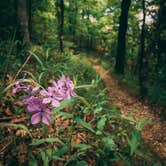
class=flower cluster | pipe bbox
[12,76,77,125]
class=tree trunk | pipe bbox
[56,0,64,52]
[156,0,166,73]
[115,0,131,75]
[138,0,148,97]
[17,0,30,47]
[27,0,32,41]
[68,0,78,42]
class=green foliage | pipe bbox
[30,137,64,146]
[76,117,95,133]
[0,51,154,165]
[0,0,165,165]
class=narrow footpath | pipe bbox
[92,59,166,160]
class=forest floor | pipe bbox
[90,58,166,161]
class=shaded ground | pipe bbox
[91,59,166,160]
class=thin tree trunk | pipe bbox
[138,0,148,97]
[27,0,32,41]
[115,0,131,75]
[68,0,78,42]
[56,0,64,52]
[156,0,166,73]
[17,0,30,47]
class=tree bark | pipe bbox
[17,0,30,47]
[27,0,32,41]
[138,0,148,97]
[156,0,166,72]
[68,0,78,41]
[115,0,131,75]
[56,0,64,52]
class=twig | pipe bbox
[13,52,32,81]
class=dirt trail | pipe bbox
[92,60,166,159]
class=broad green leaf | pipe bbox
[97,115,107,131]
[96,131,102,135]
[102,136,116,148]
[93,107,103,114]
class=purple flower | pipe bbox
[22,86,40,105]
[23,96,42,114]
[12,79,30,94]
[23,96,52,125]
[31,108,52,125]
[40,87,61,107]
[51,75,77,100]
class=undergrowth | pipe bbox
[0,46,162,166]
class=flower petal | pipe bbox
[71,91,77,97]
[51,100,60,107]
[12,88,17,94]
[40,90,48,96]
[43,98,51,104]
[42,113,51,125]
[32,86,39,93]
[31,112,41,124]
[48,87,54,93]
[46,108,53,114]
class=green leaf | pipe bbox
[97,115,107,131]
[136,118,153,130]
[76,117,95,133]
[45,48,50,59]
[102,136,116,148]
[96,131,102,135]
[75,84,93,89]
[30,137,64,146]
[71,143,91,151]
[22,70,37,81]
[54,98,74,114]
[40,151,49,166]
[29,51,43,67]
[120,115,136,123]
[93,107,103,114]
[56,112,74,119]
[77,96,90,106]
[126,130,141,156]
[56,146,70,157]
[0,123,32,138]
[38,72,45,83]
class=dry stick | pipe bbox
[13,52,32,81]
